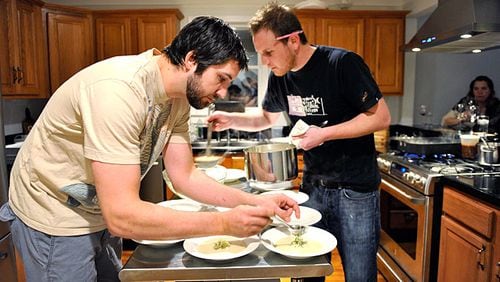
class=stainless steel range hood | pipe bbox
[404,0,500,53]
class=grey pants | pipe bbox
[0,203,122,282]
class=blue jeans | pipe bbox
[300,184,380,282]
[0,203,122,282]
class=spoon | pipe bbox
[272,216,306,236]
[318,120,328,128]
[205,103,215,156]
[205,121,214,156]
[481,137,493,151]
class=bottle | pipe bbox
[22,108,35,134]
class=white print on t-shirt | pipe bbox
[287,95,326,117]
[287,95,306,116]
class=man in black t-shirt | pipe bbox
[208,3,391,281]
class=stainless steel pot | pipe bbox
[243,143,298,183]
[478,142,500,165]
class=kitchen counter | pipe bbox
[120,243,333,281]
[441,173,500,207]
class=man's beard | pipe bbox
[186,74,206,110]
[272,50,296,77]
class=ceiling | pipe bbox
[42,0,435,15]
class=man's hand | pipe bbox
[207,111,233,132]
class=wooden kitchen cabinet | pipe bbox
[43,4,94,93]
[0,0,48,98]
[438,187,499,282]
[316,17,365,55]
[94,9,183,61]
[295,10,407,95]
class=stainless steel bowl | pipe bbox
[478,142,500,165]
[243,143,298,183]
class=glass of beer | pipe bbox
[459,134,480,159]
[476,115,489,134]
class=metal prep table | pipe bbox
[120,242,333,282]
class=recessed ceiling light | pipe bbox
[460,34,472,39]
[412,48,421,52]
[472,49,482,53]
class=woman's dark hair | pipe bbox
[249,2,308,44]
[163,16,248,74]
[467,75,496,98]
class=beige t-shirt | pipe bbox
[9,49,190,236]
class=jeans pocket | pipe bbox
[342,188,374,200]
[0,203,16,222]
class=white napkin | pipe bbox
[289,119,310,137]
[288,119,310,148]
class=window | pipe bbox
[225,28,259,107]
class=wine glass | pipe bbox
[418,105,432,128]
[418,105,427,124]
[456,103,473,133]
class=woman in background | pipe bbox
[441,75,500,133]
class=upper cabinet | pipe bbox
[296,10,408,96]
[0,0,48,98]
[94,10,183,61]
[43,4,94,93]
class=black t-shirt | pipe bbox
[262,46,383,190]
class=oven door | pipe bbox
[378,174,434,282]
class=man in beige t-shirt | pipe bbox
[0,16,299,281]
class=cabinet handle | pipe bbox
[477,245,486,270]
[0,251,8,260]
[16,67,23,83]
[12,67,17,84]
[496,261,499,280]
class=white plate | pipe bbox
[224,168,246,183]
[203,165,227,183]
[163,166,226,200]
[270,137,301,147]
[249,180,293,191]
[5,142,24,149]
[260,190,309,205]
[157,199,203,211]
[260,226,337,259]
[272,206,321,226]
[132,238,184,247]
[132,200,202,247]
[270,137,292,144]
[183,235,260,261]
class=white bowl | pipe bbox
[194,155,223,168]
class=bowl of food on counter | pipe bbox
[194,153,224,168]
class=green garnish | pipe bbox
[213,240,231,250]
[290,235,307,247]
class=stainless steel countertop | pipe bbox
[119,243,333,281]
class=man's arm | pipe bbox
[207,109,281,132]
[163,142,299,217]
[92,139,299,240]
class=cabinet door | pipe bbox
[95,16,133,60]
[0,0,17,94]
[365,18,404,95]
[47,12,93,92]
[137,14,178,52]
[0,0,46,97]
[316,18,364,56]
[439,215,491,282]
[296,16,316,45]
[15,0,44,95]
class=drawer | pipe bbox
[0,221,9,239]
[443,187,495,238]
[0,233,17,282]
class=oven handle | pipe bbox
[381,178,426,205]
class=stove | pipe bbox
[376,151,499,282]
[377,151,498,195]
